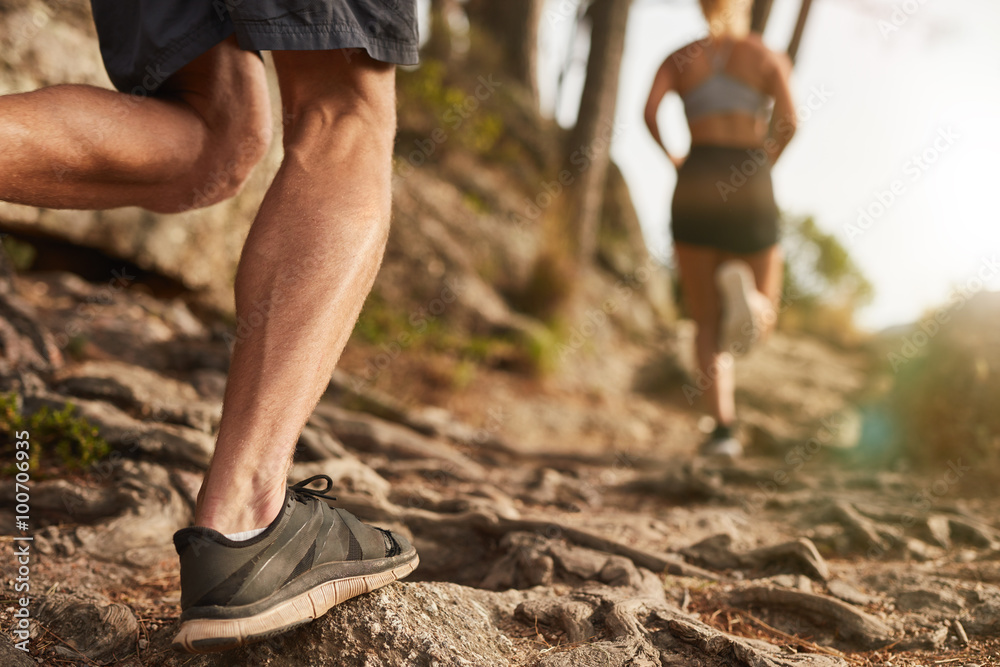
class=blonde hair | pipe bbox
[699,0,752,38]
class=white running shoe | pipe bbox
[715,260,771,356]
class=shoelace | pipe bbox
[289,475,338,503]
[292,475,401,558]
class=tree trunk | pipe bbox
[751,0,775,34]
[564,0,632,268]
[424,0,456,62]
[787,0,816,64]
[464,0,543,107]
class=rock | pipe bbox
[726,585,896,649]
[24,392,215,468]
[744,538,831,582]
[523,467,601,510]
[680,533,741,571]
[288,459,400,522]
[623,463,727,502]
[54,360,220,433]
[296,422,351,460]
[826,579,874,606]
[73,460,193,565]
[0,631,34,666]
[328,369,421,429]
[190,368,228,400]
[290,458,391,499]
[895,589,965,617]
[479,531,664,600]
[315,404,486,481]
[681,535,829,581]
[948,516,998,549]
[33,594,138,665]
[174,582,523,667]
[919,514,952,549]
[767,574,813,592]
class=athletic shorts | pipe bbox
[671,145,779,255]
[89,0,419,94]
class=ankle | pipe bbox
[194,477,287,535]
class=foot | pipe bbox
[715,260,770,356]
[699,424,743,460]
[171,475,418,653]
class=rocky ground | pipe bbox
[1,4,998,664]
[1,264,999,667]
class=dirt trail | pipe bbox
[2,270,999,666]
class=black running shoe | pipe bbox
[171,475,418,653]
[698,424,744,460]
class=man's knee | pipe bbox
[151,115,271,214]
[276,51,397,157]
[193,122,272,208]
[282,99,394,160]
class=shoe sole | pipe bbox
[698,441,744,461]
[717,262,755,355]
[171,555,419,654]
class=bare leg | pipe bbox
[676,242,784,427]
[675,242,735,426]
[194,50,397,535]
[0,37,271,213]
[728,244,783,340]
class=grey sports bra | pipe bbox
[681,39,769,121]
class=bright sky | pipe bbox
[537,0,1000,330]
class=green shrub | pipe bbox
[0,392,109,474]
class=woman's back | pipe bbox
[672,35,779,149]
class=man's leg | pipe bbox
[0,37,271,213]
[194,49,396,535]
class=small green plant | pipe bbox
[0,392,110,474]
[1,236,37,271]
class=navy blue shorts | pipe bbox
[90,0,419,94]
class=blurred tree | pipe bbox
[751,0,815,64]
[787,0,815,63]
[517,0,633,321]
[563,0,632,267]
[751,0,774,33]
[464,0,544,107]
[425,0,460,62]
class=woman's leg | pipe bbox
[723,244,783,340]
[674,242,735,427]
